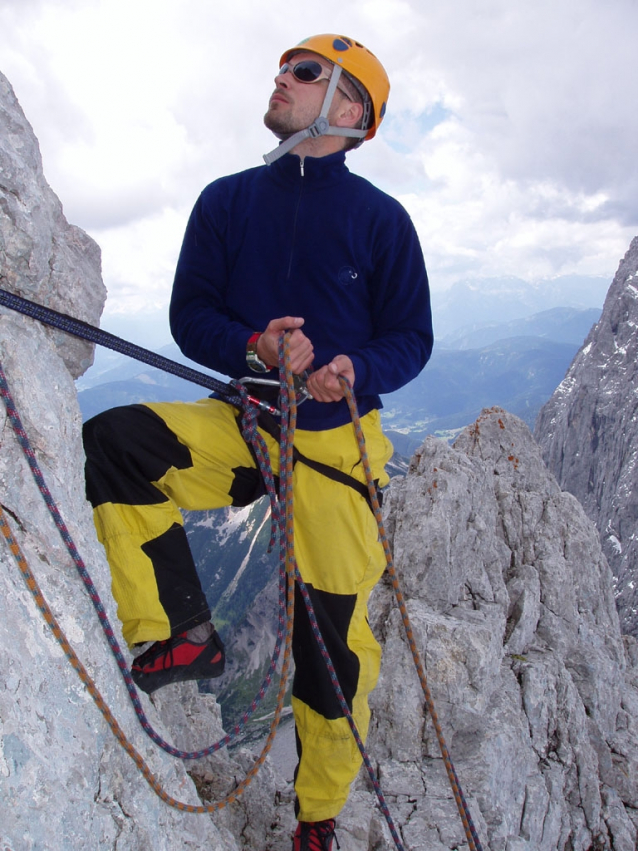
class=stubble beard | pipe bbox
[263,105,298,139]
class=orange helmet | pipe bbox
[280,34,390,141]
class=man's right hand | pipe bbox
[256,317,314,374]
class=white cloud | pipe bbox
[1,0,636,338]
[94,206,188,313]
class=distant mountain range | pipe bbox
[382,334,586,455]
[76,342,225,420]
[432,274,608,337]
[438,306,601,349]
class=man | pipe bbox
[83,34,432,851]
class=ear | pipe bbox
[333,99,364,129]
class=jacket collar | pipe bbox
[267,150,349,185]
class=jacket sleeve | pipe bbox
[169,184,252,378]
[349,210,433,397]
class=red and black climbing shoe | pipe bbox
[293,820,339,851]
[131,625,225,694]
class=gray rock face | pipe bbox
[237,409,638,851]
[361,410,638,851]
[535,236,638,637]
[0,72,105,377]
[0,71,231,851]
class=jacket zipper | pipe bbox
[287,160,305,279]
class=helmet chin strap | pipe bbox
[263,65,366,165]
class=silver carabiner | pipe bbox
[293,370,314,405]
[238,371,313,416]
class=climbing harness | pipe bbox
[0,288,484,850]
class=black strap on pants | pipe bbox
[254,407,383,511]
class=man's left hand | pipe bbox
[305,355,355,403]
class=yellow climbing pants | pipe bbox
[83,397,392,821]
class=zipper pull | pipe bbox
[300,158,305,177]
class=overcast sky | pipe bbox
[1,0,636,344]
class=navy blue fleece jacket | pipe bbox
[170,150,433,430]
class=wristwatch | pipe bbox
[246,332,271,373]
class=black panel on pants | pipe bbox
[141,522,211,633]
[292,583,359,720]
[228,464,273,507]
[83,405,193,507]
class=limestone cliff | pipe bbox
[0,74,104,377]
[362,409,638,851]
[535,236,638,638]
[0,70,234,851]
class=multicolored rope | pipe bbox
[0,356,298,761]
[0,333,484,847]
[0,498,294,813]
[340,375,485,851]
[0,358,290,762]
[275,353,407,851]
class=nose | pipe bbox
[274,68,291,87]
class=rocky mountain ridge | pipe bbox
[433,274,609,338]
[536,236,638,637]
[364,409,638,850]
[2,68,638,851]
